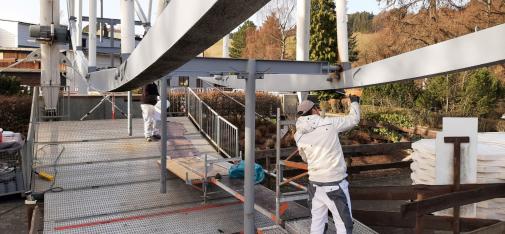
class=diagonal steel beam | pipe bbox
[199,23,505,91]
[88,0,270,92]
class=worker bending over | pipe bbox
[294,96,360,234]
[141,82,161,142]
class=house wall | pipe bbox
[0,21,18,47]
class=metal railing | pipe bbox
[187,87,239,158]
[38,86,70,121]
[22,87,40,191]
[167,87,187,115]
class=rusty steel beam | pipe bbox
[347,161,412,174]
[350,184,505,201]
[401,184,505,217]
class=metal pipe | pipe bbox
[160,77,168,193]
[121,0,135,136]
[296,0,310,61]
[275,107,281,224]
[244,59,256,234]
[147,0,153,23]
[75,0,82,49]
[88,0,97,71]
[335,0,349,63]
[109,23,114,67]
[120,0,135,60]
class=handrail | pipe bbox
[186,87,239,158]
[23,87,39,190]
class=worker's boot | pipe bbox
[146,137,153,142]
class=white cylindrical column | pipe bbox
[244,59,257,234]
[222,34,230,58]
[296,0,310,61]
[121,0,135,136]
[40,0,61,110]
[335,0,349,63]
[156,0,170,18]
[88,0,97,71]
[121,0,135,59]
[75,0,82,49]
[296,0,310,102]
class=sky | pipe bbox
[0,0,381,33]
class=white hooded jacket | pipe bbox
[294,102,360,183]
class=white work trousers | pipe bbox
[141,104,160,138]
[309,179,353,234]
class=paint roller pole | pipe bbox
[244,59,256,234]
[160,77,168,193]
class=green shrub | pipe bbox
[0,75,22,95]
[0,95,32,135]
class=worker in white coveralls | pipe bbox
[141,82,161,142]
[294,95,360,234]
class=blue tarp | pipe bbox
[228,160,265,184]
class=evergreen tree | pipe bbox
[310,0,338,64]
[229,21,256,58]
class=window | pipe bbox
[196,79,203,87]
[178,76,189,87]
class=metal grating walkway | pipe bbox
[37,118,275,233]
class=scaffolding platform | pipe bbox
[35,118,275,234]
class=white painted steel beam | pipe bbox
[88,0,270,92]
[200,23,505,91]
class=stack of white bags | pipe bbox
[410,132,505,221]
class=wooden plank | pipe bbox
[353,210,500,232]
[466,221,505,234]
[401,183,505,217]
[160,155,231,184]
[255,142,412,160]
[347,161,412,174]
[350,183,505,201]
[350,186,417,200]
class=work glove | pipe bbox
[349,95,360,103]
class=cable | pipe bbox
[33,144,65,194]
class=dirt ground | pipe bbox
[0,194,28,234]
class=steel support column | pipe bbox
[40,0,61,110]
[121,0,135,136]
[160,77,168,193]
[75,0,82,50]
[88,0,97,71]
[296,0,310,102]
[244,59,257,234]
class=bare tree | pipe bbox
[258,0,296,60]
